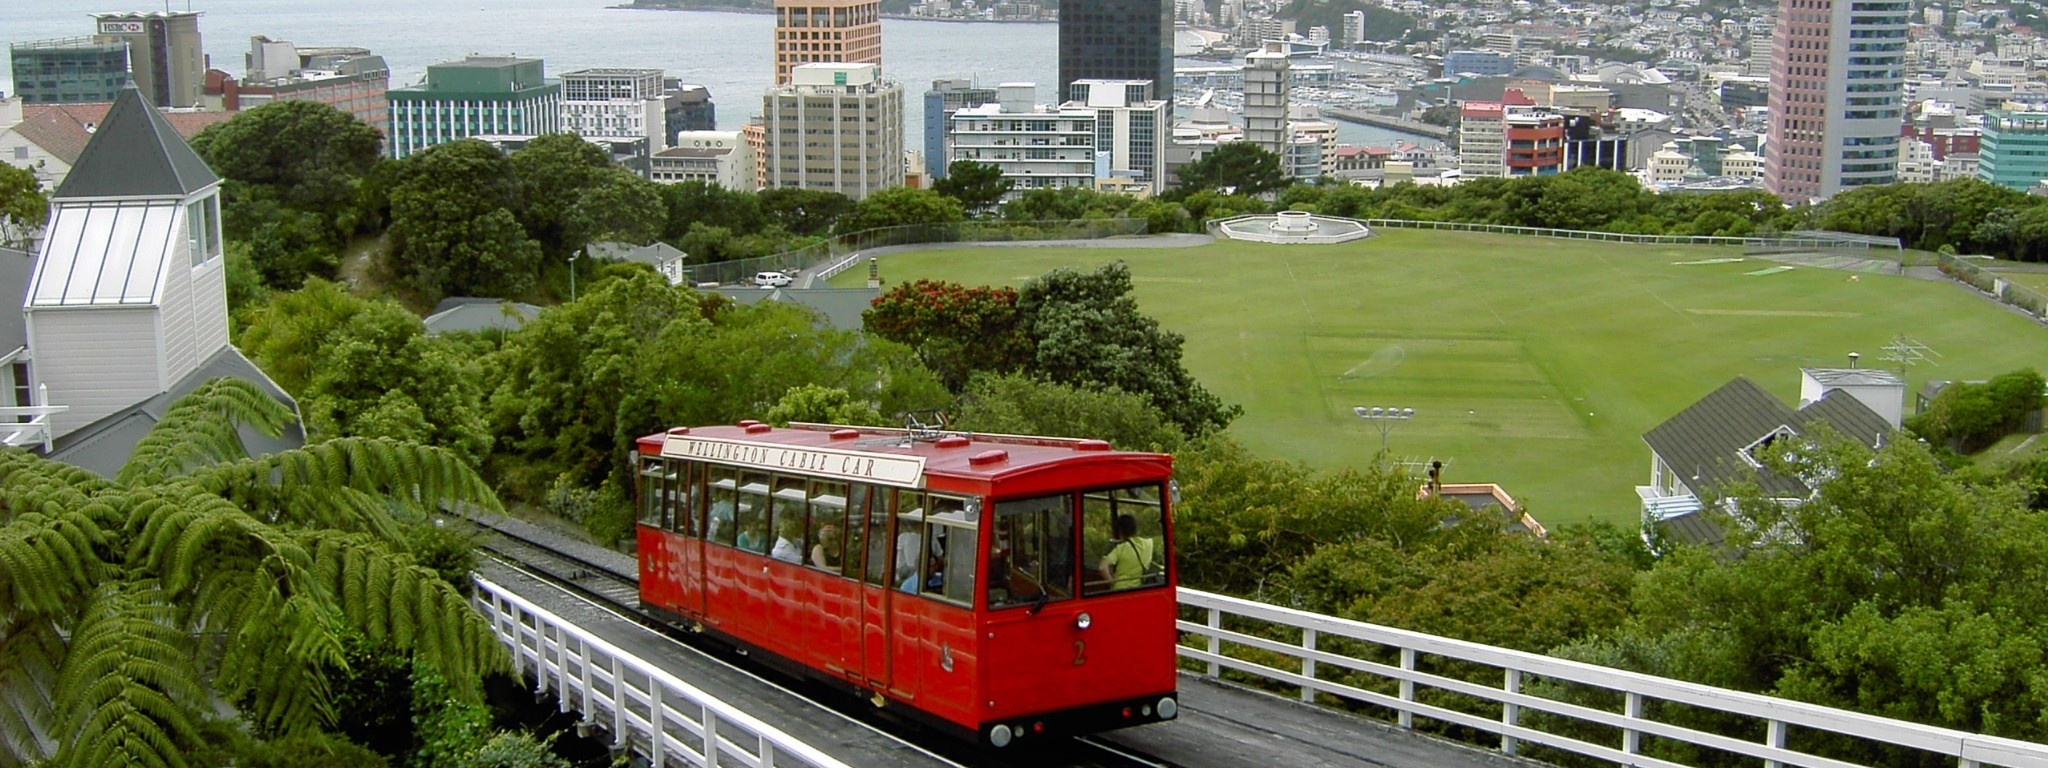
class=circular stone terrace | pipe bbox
[1214,211,1373,245]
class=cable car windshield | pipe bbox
[989,481,1169,608]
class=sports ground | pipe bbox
[834,229,2048,526]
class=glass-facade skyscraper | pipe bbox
[1057,0,1173,100]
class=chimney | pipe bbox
[1848,351,1860,369]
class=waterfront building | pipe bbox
[773,0,882,85]
[386,56,560,159]
[1237,18,1296,48]
[948,84,1098,203]
[924,78,996,180]
[1977,110,2048,190]
[222,38,389,128]
[1458,101,1506,178]
[90,12,204,109]
[1288,105,1339,178]
[1069,79,1170,192]
[1244,44,1289,160]
[665,81,716,141]
[1057,0,1173,99]
[1342,11,1365,47]
[9,38,129,105]
[562,68,669,154]
[762,63,903,199]
[1763,0,1907,202]
[1443,50,1514,78]
[652,131,755,189]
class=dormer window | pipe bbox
[186,195,220,267]
[1741,425,1797,468]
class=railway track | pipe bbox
[453,511,1183,768]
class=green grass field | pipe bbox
[834,230,2048,526]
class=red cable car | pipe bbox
[634,422,1180,747]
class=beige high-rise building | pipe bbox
[773,0,882,85]
[763,63,902,199]
[91,12,204,108]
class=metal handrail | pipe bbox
[472,576,853,768]
[1177,588,2048,768]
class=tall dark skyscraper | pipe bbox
[1057,0,1173,100]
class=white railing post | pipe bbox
[1765,719,1786,768]
[649,682,665,768]
[1398,647,1416,729]
[702,703,720,768]
[1623,691,1643,755]
[1206,608,1222,678]
[556,627,572,712]
[611,656,627,750]
[1300,628,1318,703]
[1501,669,1521,756]
[580,637,595,721]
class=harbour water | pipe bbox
[8,0,1442,152]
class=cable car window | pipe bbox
[808,480,848,573]
[707,466,739,546]
[894,491,928,591]
[769,475,808,563]
[1082,484,1168,596]
[989,494,1076,610]
[735,472,772,554]
[638,457,667,527]
[671,460,699,537]
[926,495,977,606]
[861,484,891,586]
[842,484,873,582]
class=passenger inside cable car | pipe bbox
[810,523,842,571]
[770,517,804,563]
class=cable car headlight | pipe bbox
[1075,612,1092,630]
[989,723,1013,748]
[1158,696,1179,720]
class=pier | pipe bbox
[1322,108,1452,139]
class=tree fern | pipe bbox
[0,379,508,766]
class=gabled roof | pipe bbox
[48,346,304,478]
[1643,377,1893,500]
[10,102,230,166]
[1802,367,1905,388]
[53,87,220,200]
[713,287,879,331]
[587,241,687,266]
[422,298,542,336]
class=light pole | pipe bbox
[568,249,582,302]
[1354,406,1415,453]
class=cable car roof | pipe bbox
[636,422,1169,486]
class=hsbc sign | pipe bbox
[98,20,148,34]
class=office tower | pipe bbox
[773,0,882,85]
[1762,0,1907,202]
[762,63,903,199]
[386,56,560,159]
[9,38,130,105]
[1058,0,1173,99]
[1503,110,1566,176]
[562,68,669,153]
[90,12,204,108]
[1243,44,1290,159]
[1459,101,1507,178]
[1976,110,2048,190]
[924,78,996,180]
[1067,79,1170,193]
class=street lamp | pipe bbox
[568,249,583,302]
[1354,406,1415,453]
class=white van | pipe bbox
[754,271,793,288]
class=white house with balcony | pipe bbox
[4,86,300,475]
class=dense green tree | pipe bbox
[764,384,886,427]
[188,100,383,220]
[661,181,768,240]
[951,372,1186,451]
[1016,262,1241,436]
[758,188,853,236]
[674,221,798,265]
[1126,198,1195,233]
[384,140,543,300]
[0,164,47,250]
[1175,142,1291,196]
[0,379,501,768]
[932,160,1013,215]
[863,278,1029,390]
[236,280,492,464]
[1179,189,1270,223]
[835,186,965,234]
[508,134,664,259]
[1000,187,1137,221]
[1907,368,2046,452]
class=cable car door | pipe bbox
[674,462,705,615]
[855,484,893,691]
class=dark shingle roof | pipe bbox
[422,299,541,336]
[1656,510,1727,548]
[49,347,303,477]
[1644,377,1895,502]
[1643,377,1804,498]
[713,287,879,331]
[53,87,220,200]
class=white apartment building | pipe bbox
[1458,100,1506,178]
[949,84,1098,202]
[561,68,669,153]
[1068,79,1171,193]
[1244,44,1290,160]
[762,63,904,199]
[651,131,755,189]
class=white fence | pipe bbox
[472,577,852,768]
[1354,219,1903,250]
[1177,588,2048,768]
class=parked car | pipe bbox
[755,271,794,288]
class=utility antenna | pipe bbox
[1879,334,1940,371]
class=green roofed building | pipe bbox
[1978,110,2048,191]
[386,55,560,158]
[9,37,130,105]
